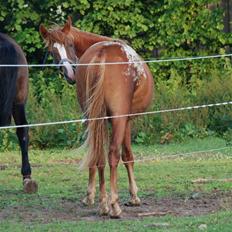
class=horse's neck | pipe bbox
[72,28,112,57]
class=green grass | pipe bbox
[1,136,232,231]
[1,212,232,232]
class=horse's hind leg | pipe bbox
[122,121,140,206]
[108,117,127,218]
[98,165,109,215]
[13,104,30,178]
[13,103,38,193]
[82,162,109,216]
[82,167,97,206]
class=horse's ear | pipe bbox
[62,16,72,34]
[39,24,49,39]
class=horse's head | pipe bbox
[39,17,77,85]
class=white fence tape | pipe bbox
[1,101,232,130]
[0,53,232,67]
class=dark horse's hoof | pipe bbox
[23,179,38,193]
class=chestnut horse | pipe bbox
[40,17,153,218]
[0,33,37,193]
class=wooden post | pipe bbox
[229,0,232,33]
[208,1,231,33]
[221,0,232,33]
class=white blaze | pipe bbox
[53,42,74,79]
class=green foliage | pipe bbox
[1,0,231,63]
[26,71,85,149]
[0,0,231,148]
[133,65,232,144]
[223,129,232,146]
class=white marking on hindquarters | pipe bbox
[89,41,146,82]
[53,42,74,78]
[121,44,146,82]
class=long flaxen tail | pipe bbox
[80,52,109,169]
[0,35,18,126]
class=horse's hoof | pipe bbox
[23,179,38,194]
[126,196,141,206]
[99,201,109,216]
[82,196,95,206]
[110,203,122,219]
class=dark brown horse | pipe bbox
[40,17,153,217]
[0,33,37,193]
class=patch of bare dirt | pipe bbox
[1,190,232,223]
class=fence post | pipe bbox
[221,0,231,33]
[208,1,231,33]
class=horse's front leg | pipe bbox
[82,167,97,206]
[13,104,38,193]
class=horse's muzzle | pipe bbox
[59,58,76,85]
[64,72,76,85]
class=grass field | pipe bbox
[1,137,232,231]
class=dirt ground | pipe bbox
[1,190,232,223]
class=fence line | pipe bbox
[85,146,232,169]
[121,146,232,165]
[0,53,232,67]
[1,146,231,169]
[0,101,232,130]
[91,146,232,168]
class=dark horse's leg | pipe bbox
[122,121,140,206]
[13,103,38,193]
[13,104,31,178]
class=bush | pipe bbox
[133,61,232,144]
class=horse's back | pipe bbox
[76,41,154,115]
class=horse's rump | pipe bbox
[0,33,18,126]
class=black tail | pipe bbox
[0,34,18,126]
